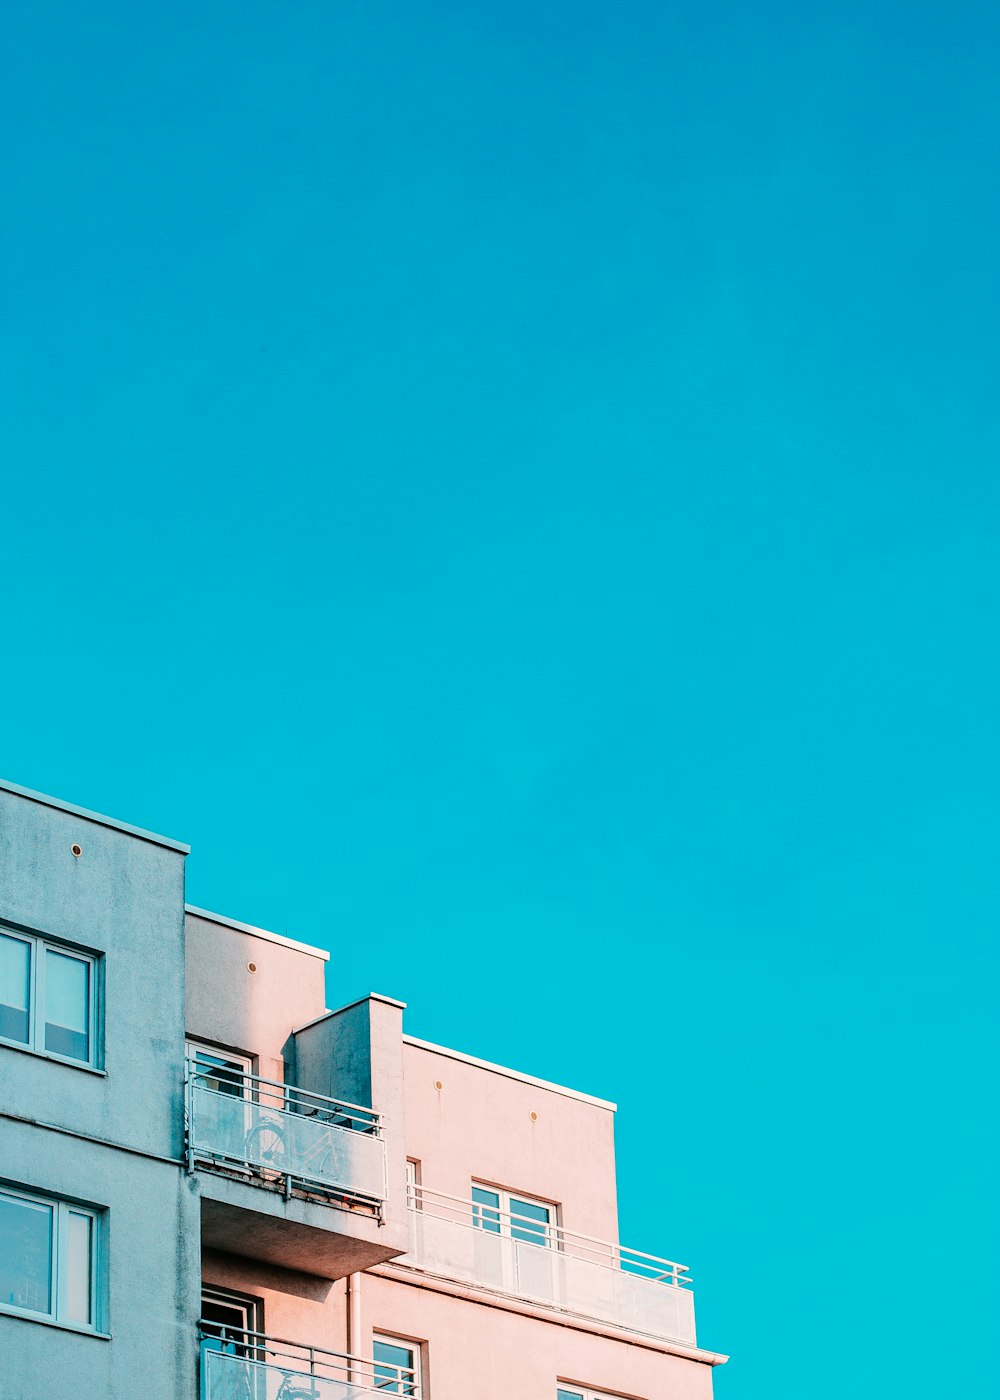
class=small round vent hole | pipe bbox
[247,962,258,973]
[71,844,83,858]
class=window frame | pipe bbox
[0,925,101,1070]
[405,1158,421,1209]
[185,1039,254,1082]
[558,1389,629,1400]
[471,1180,559,1247]
[372,1331,423,1396]
[0,1183,102,1332]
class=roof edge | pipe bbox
[402,1035,617,1111]
[0,778,190,853]
[185,905,330,961]
[294,992,407,1035]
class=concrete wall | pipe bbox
[185,910,327,1081]
[294,995,408,1248]
[202,1248,349,1351]
[0,786,196,1400]
[0,786,188,1160]
[401,1041,620,1243]
[360,1271,715,1400]
[0,1071,199,1400]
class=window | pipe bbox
[0,928,99,1067]
[472,1183,555,1246]
[558,1390,625,1400]
[0,1186,100,1330]
[186,1041,252,1092]
[405,1158,421,1208]
[200,1286,262,1356]
[373,1334,421,1395]
[201,1285,261,1338]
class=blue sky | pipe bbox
[2,2,997,1394]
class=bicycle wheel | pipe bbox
[244,1119,288,1174]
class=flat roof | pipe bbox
[403,1035,617,1111]
[0,778,190,854]
[185,905,330,961]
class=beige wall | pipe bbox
[185,910,327,1080]
[361,1272,715,1400]
[202,1248,349,1351]
[402,1041,620,1243]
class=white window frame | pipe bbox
[471,1180,558,1246]
[185,1039,253,1081]
[405,1158,421,1209]
[200,1284,262,1335]
[0,1184,101,1331]
[558,1389,628,1400]
[0,926,100,1069]
[372,1331,422,1396]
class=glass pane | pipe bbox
[193,1050,246,1096]
[557,1392,586,1400]
[373,1338,415,1394]
[472,1185,501,1234]
[0,933,31,1044]
[64,1211,93,1325]
[44,951,90,1062]
[509,1196,550,1246]
[0,1193,53,1315]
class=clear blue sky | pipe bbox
[2,2,996,1394]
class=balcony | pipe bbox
[185,1058,386,1206]
[398,1185,696,1346]
[200,1327,419,1399]
[185,1058,399,1278]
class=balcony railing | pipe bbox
[200,1326,419,1399]
[185,1058,386,1208]
[399,1185,696,1346]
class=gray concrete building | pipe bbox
[0,778,726,1400]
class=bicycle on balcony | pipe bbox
[242,1097,360,1192]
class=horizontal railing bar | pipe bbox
[408,1184,690,1281]
[192,1083,377,1130]
[199,1325,418,1383]
[204,1350,418,1394]
[186,1057,381,1125]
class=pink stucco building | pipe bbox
[188,906,728,1399]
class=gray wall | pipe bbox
[0,786,195,1400]
[0,1116,200,1400]
[294,996,409,1245]
[0,787,188,1160]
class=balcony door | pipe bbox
[471,1183,558,1303]
[200,1287,264,1399]
[187,1040,253,1166]
[201,1285,261,1346]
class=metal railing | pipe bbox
[199,1325,419,1399]
[400,1184,697,1345]
[185,1058,386,1207]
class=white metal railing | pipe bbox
[200,1326,419,1399]
[185,1058,386,1207]
[400,1184,696,1345]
